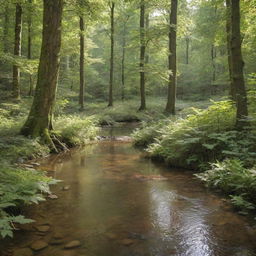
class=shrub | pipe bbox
[55,115,99,146]
[196,159,256,214]
[144,101,236,168]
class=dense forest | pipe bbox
[0,0,256,255]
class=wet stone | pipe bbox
[35,225,50,232]
[119,239,135,246]
[48,194,58,199]
[30,240,48,251]
[64,240,81,249]
[62,185,71,191]
[13,248,33,256]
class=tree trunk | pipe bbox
[229,0,248,129]
[185,36,189,65]
[28,0,34,96]
[211,44,216,94]
[139,0,146,111]
[121,22,126,101]
[3,3,10,53]
[108,2,115,107]
[21,0,64,151]
[226,0,236,101]
[13,3,22,100]
[165,0,178,114]
[79,16,85,110]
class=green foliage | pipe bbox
[0,166,59,238]
[132,120,166,147]
[55,115,99,146]
[134,101,236,168]
[196,159,256,214]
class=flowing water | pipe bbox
[1,126,256,256]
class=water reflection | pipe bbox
[1,141,256,256]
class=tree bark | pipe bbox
[21,0,64,151]
[13,3,22,100]
[28,0,34,96]
[3,3,10,53]
[121,22,126,101]
[139,0,146,111]
[165,0,178,114]
[226,0,236,101]
[79,16,85,110]
[185,36,189,65]
[229,0,248,129]
[108,2,115,107]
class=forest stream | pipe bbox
[2,125,256,256]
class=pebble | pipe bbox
[119,239,135,246]
[64,240,81,249]
[48,194,58,199]
[35,225,50,232]
[30,240,48,251]
[13,248,33,256]
[62,185,71,191]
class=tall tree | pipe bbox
[79,15,85,110]
[108,1,115,107]
[27,0,33,96]
[139,0,146,111]
[3,2,10,53]
[13,3,22,100]
[121,14,130,101]
[229,0,248,129]
[226,0,235,101]
[165,0,178,114]
[21,0,64,151]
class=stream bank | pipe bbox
[1,126,256,256]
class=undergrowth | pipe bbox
[132,100,256,214]
[0,101,99,238]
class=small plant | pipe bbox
[0,166,59,238]
[196,159,256,213]
[55,115,99,146]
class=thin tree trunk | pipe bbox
[21,0,64,151]
[139,0,146,111]
[230,0,248,129]
[226,0,235,101]
[79,16,85,110]
[121,23,126,101]
[165,0,178,114]
[13,3,22,100]
[108,2,115,107]
[185,36,189,64]
[211,44,216,94]
[28,0,33,96]
[3,3,10,53]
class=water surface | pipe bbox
[1,128,256,256]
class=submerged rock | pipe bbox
[119,239,135,246]
[13,248,33,256]
[64,240,81,249]
[62,185,71,191]
[35,225,50,232]
[30,240,48,251]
